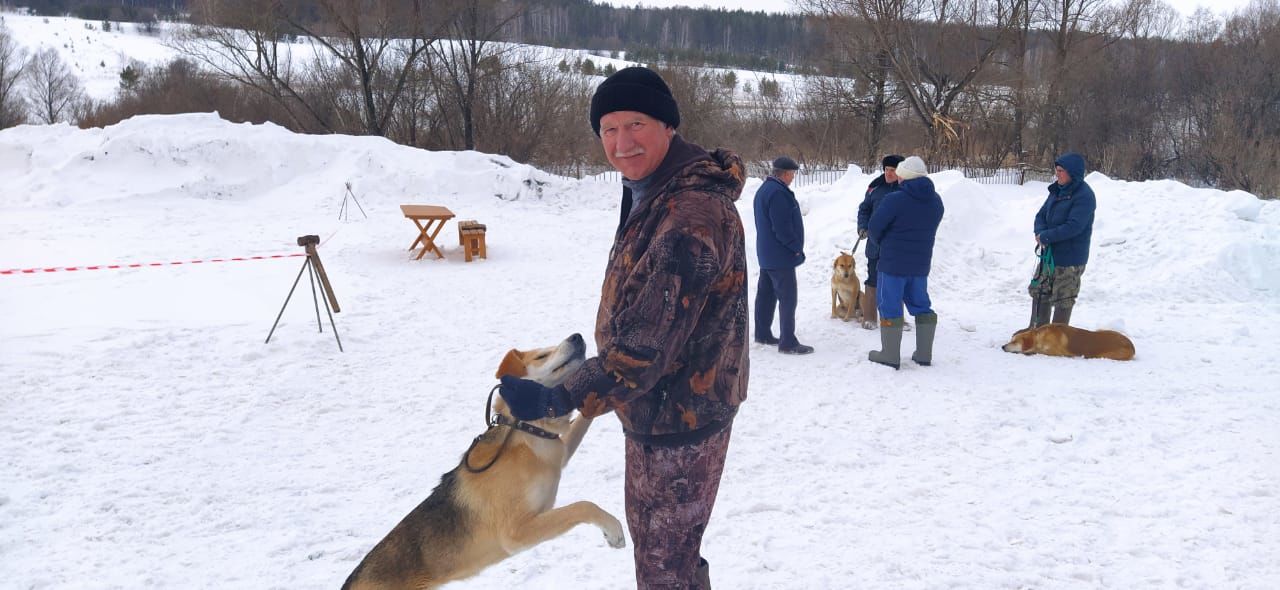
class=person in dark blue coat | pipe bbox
[866,156,944,369]
[1029,152,1096,327]
[753,156,813,355]
[856,154,904,330]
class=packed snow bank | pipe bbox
[2,114,1278,589]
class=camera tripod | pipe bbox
[338,181,367,221]
[265,235,343,351]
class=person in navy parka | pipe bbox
[867,156,944,369]
[1029,152,1096,327]
[753,156,814,355]
[856,154,904,330]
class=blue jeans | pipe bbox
[877,272,933,319]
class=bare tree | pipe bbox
[651,64,737,150]
[176,0,443,137]
[430,0,525,150]
[24,48,85,124]
[1034,0,1133,157]
[1197,0,1280,195]
[1006,0,1037,161]
[797,0,903,163]
[826,0,1026,157]
[174,0,332,132]
[0,22,27,128]
[476,51,593,165]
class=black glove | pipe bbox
[498,376,573,420]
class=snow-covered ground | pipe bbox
[2,114,1279,589]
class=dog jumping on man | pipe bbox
[341,333,625,590]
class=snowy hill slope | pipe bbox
[2,10,805,107]
[2,114,1278,589]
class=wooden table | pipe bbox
[401,205,456,260]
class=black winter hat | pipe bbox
[772,156,800,171]
[882,154,905,169]
[589,67,680,136]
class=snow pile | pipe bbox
[2,114,1278,589]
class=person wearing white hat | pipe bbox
[866,156,945,369]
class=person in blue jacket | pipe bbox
[1029,152,1096,327]
[753,156,813,355]
[867,156,944,369]
[857,154,904,330]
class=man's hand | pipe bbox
[498,376,573,421]
[858,229,867,239]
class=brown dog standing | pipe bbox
[342,334,625,590]
[1002,324,1135,361]
[830,251,862,322]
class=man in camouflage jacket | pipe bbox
[499,66,748,589]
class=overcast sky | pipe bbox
[598,0,1255,18]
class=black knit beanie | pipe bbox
[882,154,905,169]
[590,67,681,136]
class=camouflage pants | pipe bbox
[625,424,733,590]
[1029,263,1086,309]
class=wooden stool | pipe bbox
[457,220,487,262]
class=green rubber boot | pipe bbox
[868,317,904,369]
[912,312,938,366]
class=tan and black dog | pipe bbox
[342,333,625,590]
[830,251,862,322]
[1002,324,1135,361]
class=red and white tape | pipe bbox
[0,253,307,276]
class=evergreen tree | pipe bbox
[119,64,141,92]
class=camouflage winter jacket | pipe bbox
[564,137,750,445]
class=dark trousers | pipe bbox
[755,267,798,347]
[625,424,732,590]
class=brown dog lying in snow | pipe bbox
[1002,324,1135,361]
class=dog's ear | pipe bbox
[495,349,527,379]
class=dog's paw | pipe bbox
[601,515,626,548]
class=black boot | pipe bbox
[695,558,711,589]
[1051,305,1072,325]
[779,342,814,355]
[1030,298,1051,328]
[753,334,779,345]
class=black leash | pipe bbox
[463,384,561,474]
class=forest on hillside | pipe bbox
[2,0,1278,197]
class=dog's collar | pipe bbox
[485,384,561,441]
[465,385,561,474]
[490,413,561,440]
